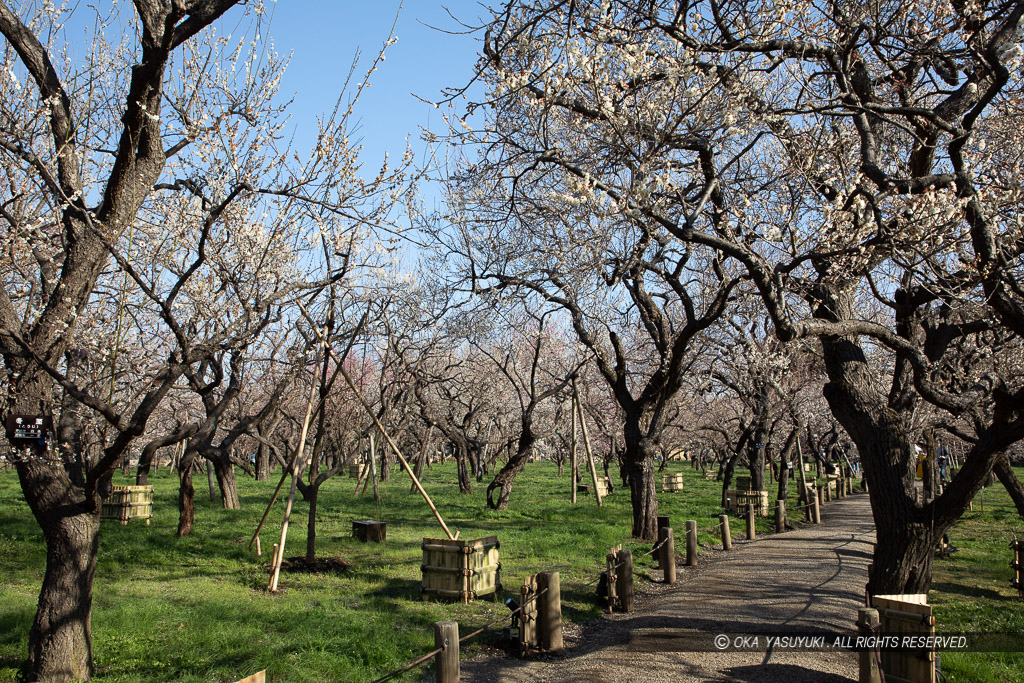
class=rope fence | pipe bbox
[368,482,853,681]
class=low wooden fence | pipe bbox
[351,475,860,682]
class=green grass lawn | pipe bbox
[0,461,1020,681]
[930,474,1024,682]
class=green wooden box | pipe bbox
[101,485,153,525]
[421,535,501,603]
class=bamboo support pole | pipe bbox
[796,436,809,504]
[249,309,369,551]
[572,378,603,507]
[369,431,380,504]
[269,336,324,592]
[570,400,578,504]
[297,302,456,540]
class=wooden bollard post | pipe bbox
[825,483,832,502]
[616,549,634,612]
[663,528,677,584]
[857,608,881,683]
[434,620,460,683]
[812,493,821,524]
[655,525,669,570]
[685,520,698,566]
[804,490,813,522]
[719,514,732,551]
[775,499,785,533]
[538,571,563,653]
[254,536,262,557]
[817,486,825,506]
[745,502,756,540]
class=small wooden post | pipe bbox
[271,543,279,568]
[719,514,732,551]
[538,571,563,653]
[746,502,756,540]
[812,494,821,524]
[616,549,634,612]
[655,515,671,569]
[825,482,832,502]
[817,486,825,506]
[685,520,698,566]
[857,607,881,683]
[775,499,785,533]
[434,620,460,683]
[663,528,677,584]
[254,536,261,557]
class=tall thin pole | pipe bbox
[572,378,602,507]
[269,329,325,592]
[570,399,578,504]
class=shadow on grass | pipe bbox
[930,581,1005,600]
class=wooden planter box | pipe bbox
[578,476,611,497]
[662,472,685,492]
[352,520,386,542]
[101,485,153,525]
[421,535,501,603]
[872,593,935,683]
[726,489,769,516]
[703,469,718,480]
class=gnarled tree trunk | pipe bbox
[18,460,100,682]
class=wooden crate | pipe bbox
[726,489,769,516]
[352,520,386,542]
[734,475,752,491]
[662,472,685,492]
[578,476,611,497]
[421,536,501,603]
[101,485,153,525]
[872,593,935,683]
[703,469,718,481]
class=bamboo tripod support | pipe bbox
[572,378,603,507]
[297,302,457,540]
[269,332,325,592]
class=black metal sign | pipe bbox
[4,414,52,444]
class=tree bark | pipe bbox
[177,451,196,537]
[18,460,100,682]
[211,453,240,509]
[994,455,1024,518]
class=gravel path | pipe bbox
[462,492,876,682]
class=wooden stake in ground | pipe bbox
[572,378,603,507]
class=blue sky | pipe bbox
[262,1,485,179]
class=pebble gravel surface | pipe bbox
[462,493,876,682]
